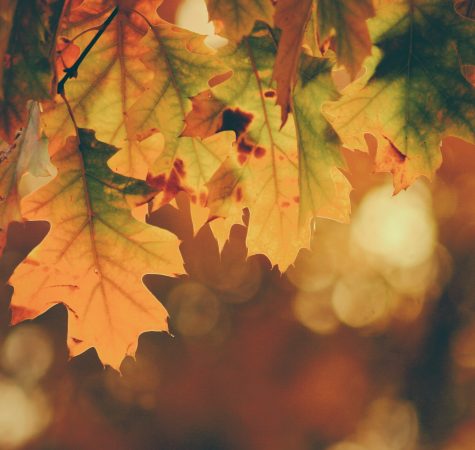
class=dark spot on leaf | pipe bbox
[264,90,276,98]
[236,187,243,202]
[218,108,253,138]
[147,173,166,191]
[173,158,186,177]
[238,138,254,153]
[254,146,266,158]
[293,196,300,203]
[384,137,407,163]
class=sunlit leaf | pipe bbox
[128,17,235,203]
[193,28,349,269]
[323,0,475,193]
[10,129,183,370]
[205,0,274,42]
[317,0,374,78]
[42,0,160,178]
[273,0,374,124]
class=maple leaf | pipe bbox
[9,129,183,370]
[273,0,313,124]
[0,0,64,143]
[317,0,374,77]
[188,28,349,269]
[273,0,374,124]
[127,18,235,203]
[205,0,274,42]
[0,102,55,255]
[323,0,475,193]
[42,0,160,178]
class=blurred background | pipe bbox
[2,1,475,449]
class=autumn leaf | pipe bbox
[273,0,374,124]
[42,0,160,178]
[0,0,64,143]
[317,0,374,78]
[9,129,183,370]
[293,56,351,226]
[323,0,475,193]
[273,0,313,124]
[189,28,349,269]
[0,102,55,255]
[127,17,235,203]
[205,0,274,42]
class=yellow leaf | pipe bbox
[205,0,274,42]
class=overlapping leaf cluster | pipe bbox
[0,0,474,368]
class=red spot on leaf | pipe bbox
[254,146,266,158]
[293,196,300,203]
[236,187,243,202]
[264,90,276,98]
[173,158,186,177]
[238,154,248,165]
[209,70,233,87]
[281,201,290,208]
[147,173,166,191]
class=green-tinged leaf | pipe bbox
[323,0,475,193]
[205,0,274,41]
[188,28,349,269]
[128,18,234,202]
[273,0,374,124]
[0,0,64,142]
[10,128,183,370]
[0,101,55,255]
[293,56,351,226]
[42,0,160,178]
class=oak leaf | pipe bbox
[9,129,183,369]
[323,0,475,193]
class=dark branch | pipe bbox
[57,6,119,95]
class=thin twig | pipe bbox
[57,6,119,95]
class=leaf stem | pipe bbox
[57,6,119,95]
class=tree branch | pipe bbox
[57,6,119,95]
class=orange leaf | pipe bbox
[9,129,183,369]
